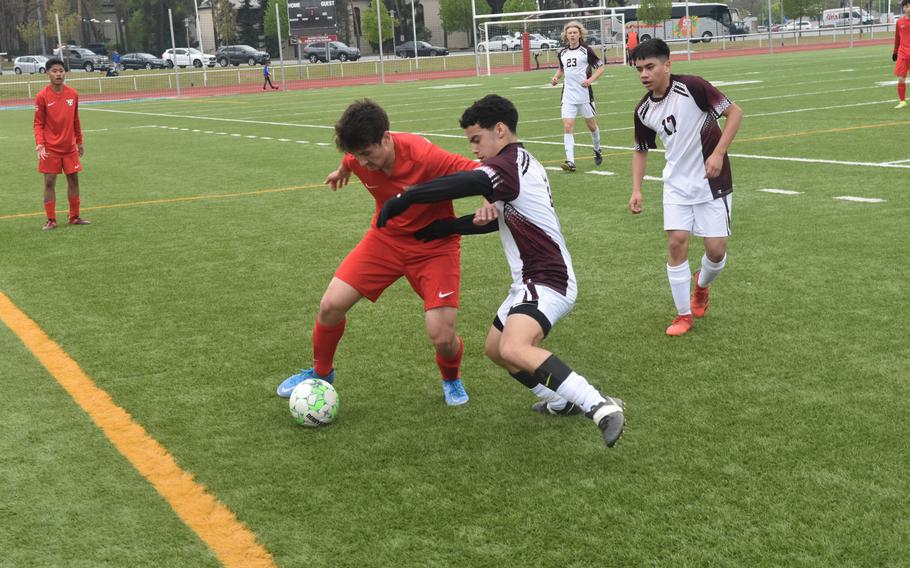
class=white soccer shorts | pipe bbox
[663,195,732,237]
[494,282,577,338]
[561,102,596,120]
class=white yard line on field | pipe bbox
[833,196,886,203]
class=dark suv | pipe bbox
[215,45,270,66]
[55,46,110,72]
[301,41,361,63]
[394,41,448,58]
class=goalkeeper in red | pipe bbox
[893,0,910,108]
[277,100,479,406]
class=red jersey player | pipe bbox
[33,58,90,230]
[277,100,482,406]
[893,0,910,108]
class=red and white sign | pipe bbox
[298,34,337,43]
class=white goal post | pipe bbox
[472,4,627,76]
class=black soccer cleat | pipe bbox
[531,400,583,416]
[593,149,603,166]
[586,397,625,448]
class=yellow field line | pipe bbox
[739,121,910,143]
[0,291,277,568]
[0,182,329,221]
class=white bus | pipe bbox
[610,3,740,43]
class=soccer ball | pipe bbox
[289,379,338,427]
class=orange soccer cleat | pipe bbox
[666,314,693,336]
[691,271,710,318]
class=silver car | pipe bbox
[13,55,50,74]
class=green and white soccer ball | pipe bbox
[289,379,339,427]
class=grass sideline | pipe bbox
[1,45,909,567]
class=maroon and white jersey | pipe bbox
[634,74,733,204]
[558,44,603,104]
[478,143,576,298]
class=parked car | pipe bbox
[395,41,449,58]
[162,48,216,68]
[782,21,813,31]
[54,46,109,72]
[13,55,49,74]
[301,41,361,63]
[526,33,554,50]
[476,35,520,51]
[215,45,270,66]
[86,43,109,56]
[121,52,168,70]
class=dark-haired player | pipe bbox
[892,0,910,109]
[376,94,625,448]
[277,99,481,406]
[33,57,90,230]
[627,39,742,336]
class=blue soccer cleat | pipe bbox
[442,378,469,406]
[277,367,335,398]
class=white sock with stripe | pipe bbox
[555,372,605,414]
[667,262,692,315]
[591,128,601,151]
[564,133,575,162]
[531,384,568,410]
[698,254,727,288]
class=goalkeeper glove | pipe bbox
[377,193,412,228]
[894,53,898,62]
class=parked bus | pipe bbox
[609,3,740,43]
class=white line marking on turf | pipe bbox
[833,196,885,203]
[839,69,856,72]
[882,158,910,164]
[82,107,335,130]
[876,80,898,86]
[749,100,895,117]
[544,167,562,171]
[708,80,762,86]
[587,170,616,176]
[512,84,559,90]
[81,128,109,133]
[644,175,662,182]
[758,188,802,195]
[419,83,482,89]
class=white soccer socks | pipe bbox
[667,262,692,315]
[556,372,607,414]
[564,133,575,162]
[698,254,727,288]
[591,128,601,151]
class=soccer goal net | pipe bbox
[475,8,626,76]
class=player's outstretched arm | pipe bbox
[376,170,495,228]
[629,150,647,214]
[705,103,743,179]
[414,214,499,242]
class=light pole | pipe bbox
[410,0,419,66]
[184,18,191,47]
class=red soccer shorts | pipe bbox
[335,229,461,310]
[895,55,910,77]
[39,150,82,175]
